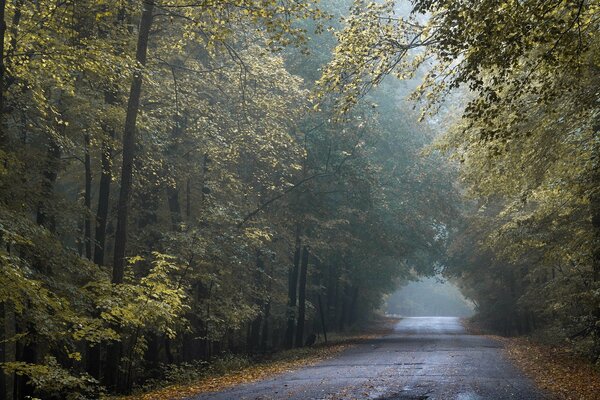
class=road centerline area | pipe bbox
[189,317,545,400]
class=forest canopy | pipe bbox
[1,0,599,399]
[320,0,600,361]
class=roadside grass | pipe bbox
[112,317,397,400]
[461,319,600,400]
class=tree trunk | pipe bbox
[93,135,113,266]
[318,294,328,344]
[591,168,600,282]
[338,284,348,332]
[107,1,154,391]
[285,225,301,348]
[112,0,154,284]
[166,116,185,230]
[0,0,6,143]
[84,133,92,259]
[295,245,309,347]
[87,129,113,382]
[36,138,61,232]
[248,252,265,353]
[260,262,274,352]
[1,302,15,400]
[0,0,23,144]
[592,120,600,282]
[348,286,359,326]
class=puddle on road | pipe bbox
[372,390,481,400]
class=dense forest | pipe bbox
[0,0,599,399]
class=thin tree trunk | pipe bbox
[248,252,265,353]
[318,294,327,344]
[166,116,185,229]
[338,284,348,332]
[592,120,600,282]
[260,261,274,352]
[348,286,359,326]
[87,131,112,382]
[285,225,301,348]
[84,133,92,259]
[112,0,154,283]
[0,0,23,145]
[591,157,600,282]
[295,245,309,347]
[1,302,16,400]
[185,176,191,220]
[93,135,113,266]
[36,138,61,232]
[0,0,6,143]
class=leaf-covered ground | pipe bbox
[462,319,600,400]
[113,318,398,400]
[502,337,600,400]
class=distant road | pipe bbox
[190,317,545,400]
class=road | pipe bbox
[190,317,545,400]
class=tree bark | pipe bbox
[84,133,92,259]
[295,245,309,347]
[112,0,154,284]
[166,115,185,229]
[36,138,61,232]
[591,144,600,282]
[285,225,301,348]
[1,302,15,400]
[317,294,328,344]
[93,135,113,266]
[107,1,154,391]
[0,0,6,143]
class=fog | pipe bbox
[386,278,474,317]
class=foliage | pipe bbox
[318,0,600,363]
[0,0,455,398]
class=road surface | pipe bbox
[190,317,545,400]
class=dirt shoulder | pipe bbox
[461,319,600,400]
[113,316,399,400]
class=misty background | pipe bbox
[385,278,474,317]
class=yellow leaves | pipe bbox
[243,228,273,244]
[66,351,82,361]
[503,337,600,400]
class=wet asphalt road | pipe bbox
[190,317,545,400]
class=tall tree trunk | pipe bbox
[285,225,301,348]
[348,286,359,326]
[0,0,23,145]
[0,0,6,143]
[37,138,61,232]
[112,0,154,283]
[338,284,348,332]
[317,294,327,344]
[93,134,113,266]
[591,144,600,282]
[185,176,192,220]
[295,245,309,347]
[107,2,154,392]
[1,302,16,400]
[87,131,113,382]
[166,114,185,229]
[260,261,274,352]
[84,133,92,259]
